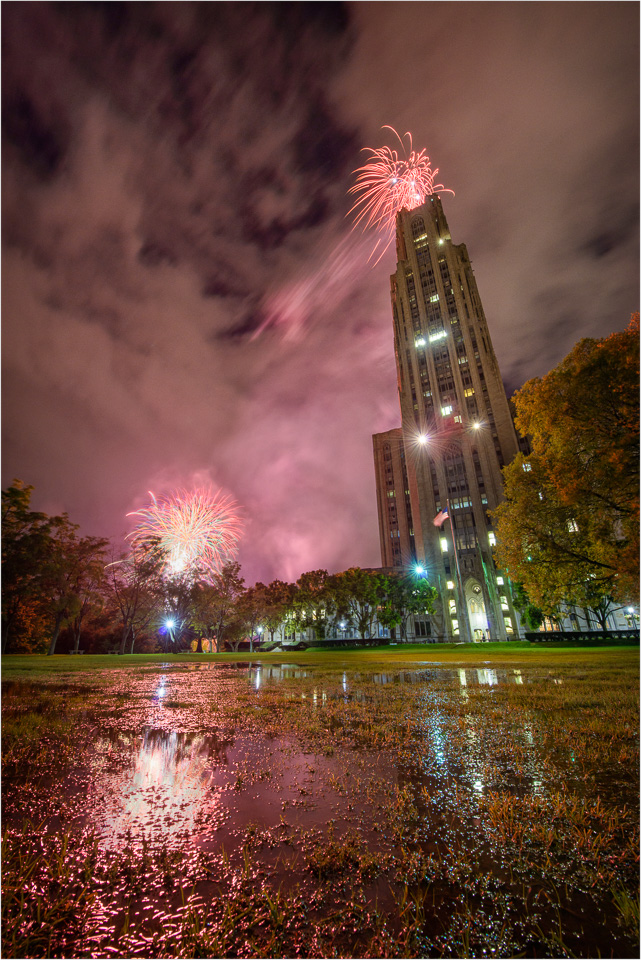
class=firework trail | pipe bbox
[251,126,453,339]
[349,125,454,261]
[127,488,243,579]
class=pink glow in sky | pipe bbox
[2,3,638,585]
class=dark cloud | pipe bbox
[2,1,638,584]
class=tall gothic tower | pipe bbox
[373,195,523,641]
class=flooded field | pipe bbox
[2,652,639,958]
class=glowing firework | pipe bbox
[127,488,243,579]
[349,126,454,259]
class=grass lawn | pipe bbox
[3,640,639,675]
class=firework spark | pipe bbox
[127,488,243,579]
[349,126,454,259]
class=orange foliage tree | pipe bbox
[493,315,639,612]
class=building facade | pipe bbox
[373,195,523,641]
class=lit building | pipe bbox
[373,195,523,641]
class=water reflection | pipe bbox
[152,676,167,704]
[91,728,229,848]
[248,664,310,687]
[476,668,498,686]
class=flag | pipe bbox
[433,507,449,527]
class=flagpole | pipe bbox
[447,498,472,643]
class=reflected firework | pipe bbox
[128,488,243,579]
[349,125,454,259]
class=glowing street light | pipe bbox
[415,565,425,576]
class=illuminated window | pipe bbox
[464,387,475,397]
[458,356,468,364]
[449,599,457,613]
[387,490,395,497]
[430,294,439,303]
[440,538,448,553]
[452,619,459,633]
[500,595,509,610]
[503,617,514,634]
[415,337,426,348]
[488,532,496,546]
[522,462,532,472]
[454,415,462,423]
[441,405,453,416]
[447,580,454,589]
[567,519,579,533]
[429,330,447,343]
[496,576,504,586]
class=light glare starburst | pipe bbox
[127,488,243,580]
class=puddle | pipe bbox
[2,659,638,959]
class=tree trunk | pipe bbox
[119,623,132,655]
[129,626,137,654]
[592,607,609,630]
[2,619,11,655]
[47,610,65,656]
[196,636,203,653]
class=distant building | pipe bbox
[373,195,523,641]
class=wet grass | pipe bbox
[1,650,638,957]
[3,640,638,675]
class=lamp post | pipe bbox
[627,607,638,630]
[164,618,176,653]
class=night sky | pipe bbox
[3,1,639,585]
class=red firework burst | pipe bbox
[349,126,454,258]
[127,488,243,579]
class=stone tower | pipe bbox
[374,195,522,641]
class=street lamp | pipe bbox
[163,618,177,654]
[627,607,638,629]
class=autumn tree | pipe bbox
[236,585,269,652]
[2,481,62,653]
[190,561,245,652]
[257,579,295,644]
[378,572,438,641]
[2,481,109,655]
[107,542,165,655]
[291,570,335,642]
[158,572,195,652]
[493,316,639,611]
[45,526,110,655]
[331,568,385,640]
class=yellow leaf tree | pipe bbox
[493,315,639,611]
